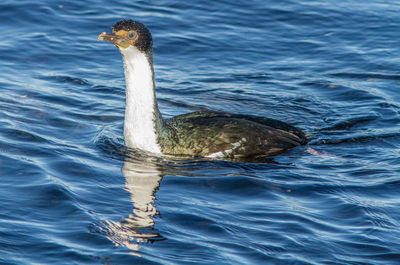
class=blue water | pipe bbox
[1,0,400,264]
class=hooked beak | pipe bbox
[97,32,131,49]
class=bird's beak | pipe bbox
[97,32,131,49]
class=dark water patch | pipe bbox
[89,85,125,101]
[312,132,400,145]
[39,75,90,86]
[45,115,85,129]
[157,84,218,96]
[158,98,211,113]
[319,115,379,131]
[67,111,122,124]
[161,157,294,178]
[25,181,78,212]
[3,128,50,144]
[332,72,400,81]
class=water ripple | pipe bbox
[1,0,400,264]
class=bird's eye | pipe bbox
[127,31,137,40]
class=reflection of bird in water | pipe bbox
[99,156,164,255]
[98,20,307,160]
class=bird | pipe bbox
[97,19,307,159]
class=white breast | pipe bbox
[120,46,161,154]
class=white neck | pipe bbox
[120,46,161,154]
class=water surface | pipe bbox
[1,0,400,264]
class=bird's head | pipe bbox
[98,20,153,53]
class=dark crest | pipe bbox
[113,20,153,52]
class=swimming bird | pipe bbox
[97,20,307,159]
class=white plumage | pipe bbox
[121,45,161,154]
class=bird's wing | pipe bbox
[163,111,306,158]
